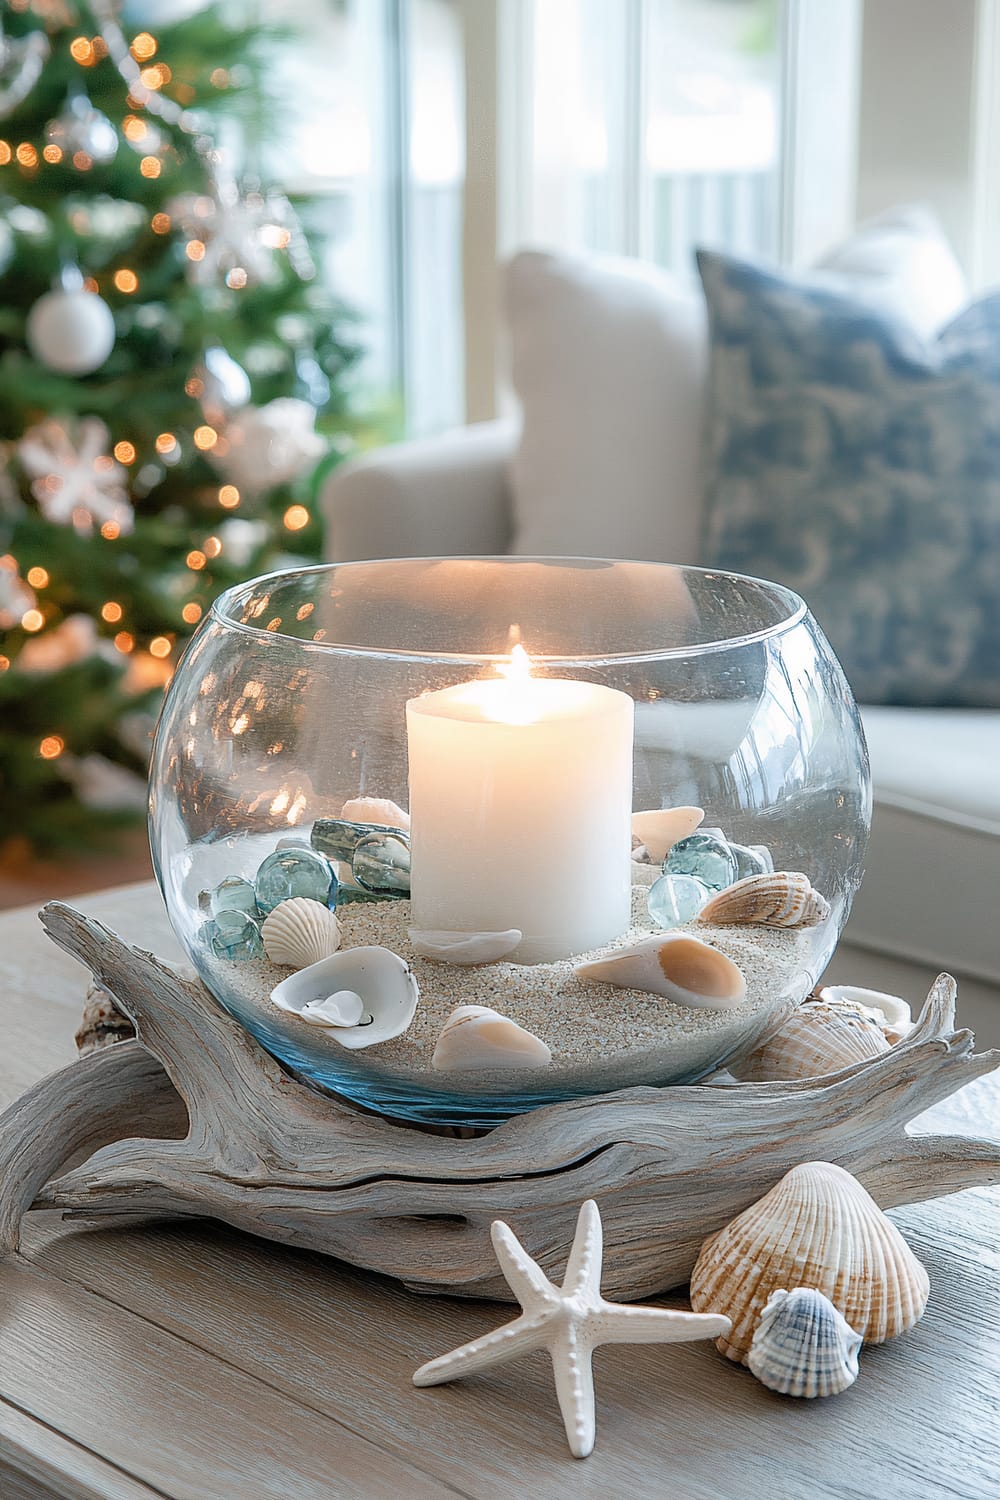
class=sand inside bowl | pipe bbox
[201,882,816,1097]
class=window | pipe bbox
[259,0,465,436]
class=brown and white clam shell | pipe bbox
[728,999,890,1082]
[631,805,704,863]
[819,984,913,1044]
[575,934,747,1011]
[431,1005,552,1071]
[698,871,830,928]
[690,1160,929,1362]
[340,795,410,831]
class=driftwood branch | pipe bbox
[1,903,998,1300]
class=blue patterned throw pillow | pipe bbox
[697,248,1000,707]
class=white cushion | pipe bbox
[846,707,1000,982]
[505,208,968,563]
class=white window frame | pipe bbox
[461,0,862,423]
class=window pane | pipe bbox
[646,0,781,268]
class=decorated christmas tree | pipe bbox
[0,0,360,855]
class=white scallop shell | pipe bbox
[408,928,522,965]
[748,1288,861,1398]
[819,984,913,1042]
[699,871,830,928]
[575,933,746,1011]
[340,796,410,831]
[729,999,890,1082]
[631,805,704,864]
[261,897,341,968]
[271,946,418,1048]
[431,1005,552,1072]
[690,1161,929,1362]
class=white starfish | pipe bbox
[413,1199,731,1459]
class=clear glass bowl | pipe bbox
[149,558,871,1127]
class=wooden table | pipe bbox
[1,884,998,1500]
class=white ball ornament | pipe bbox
[26,287,116,376]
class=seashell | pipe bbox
[631,805,704,864]
[690,1160,930,1362]
[271,946,418,1048]
[261,897,341,968]
[575,933,746,1011]
[340,796,410,831]
[748,1288,861,1398]
[408,928,522,965]
[431,1005,552,1072]
[698,871,830,928]
[729,999,890,1082]
[300,990,365,1028]
[819,984,913,1044]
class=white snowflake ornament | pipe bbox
[19,418,133,535]
[218,398,325,495]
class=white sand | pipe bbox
[203,882,817,1095]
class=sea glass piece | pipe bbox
[352,831,411,895]
[665,832,739,893]
[647,872,710,930]
[204,908,264,960]
[254,847,338,914]
[210,876,259,918]
[730,842,774,880]
[311,817,400,862]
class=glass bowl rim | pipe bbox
[209,556,809,666]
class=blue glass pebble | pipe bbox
[352,831,411,895]
[254,847,338,914]
[730,842,774,880]
[210,876,259,918]
[647,872,710,930]
[665,831,739,892]
[204,908,264,960]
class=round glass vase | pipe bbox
[149,558,871,1128]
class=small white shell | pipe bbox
[729,999,890,1082]
[261,897,341,968]
[271,946,418,1048]
[699,871,830,928]
[748,1288,862,1398]
[575,934,746,1011]
[431,1005,552,1072]
[340,796,410,831]
[819,984,913,1043]
[408,928,522,965]
[300,990,365,1028]
[631,806,704,864]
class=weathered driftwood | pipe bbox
[1,901,999,1302]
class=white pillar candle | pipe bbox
[406,647,634,963]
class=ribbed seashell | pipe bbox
[271,946,418,1048]
[699,871,830,928]
[340,796,410,831]
[729,999,890,1082]
[819,984,913,1044]
[431,1005,552,1072]
[748,1288,861,1398]
[631,805,704,864]
[261,897,341,968]
[408,928,522,965]
[575,934,746,1011]
[690,1161,929,1362]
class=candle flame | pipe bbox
[497,642,532,683]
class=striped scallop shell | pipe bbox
[690,1161,929,1363]
[748,1288,861,1398]
[261,897,341,968]
[699,871,830,928]
[728,999,890,1082]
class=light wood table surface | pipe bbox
[1,883,998,1500]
